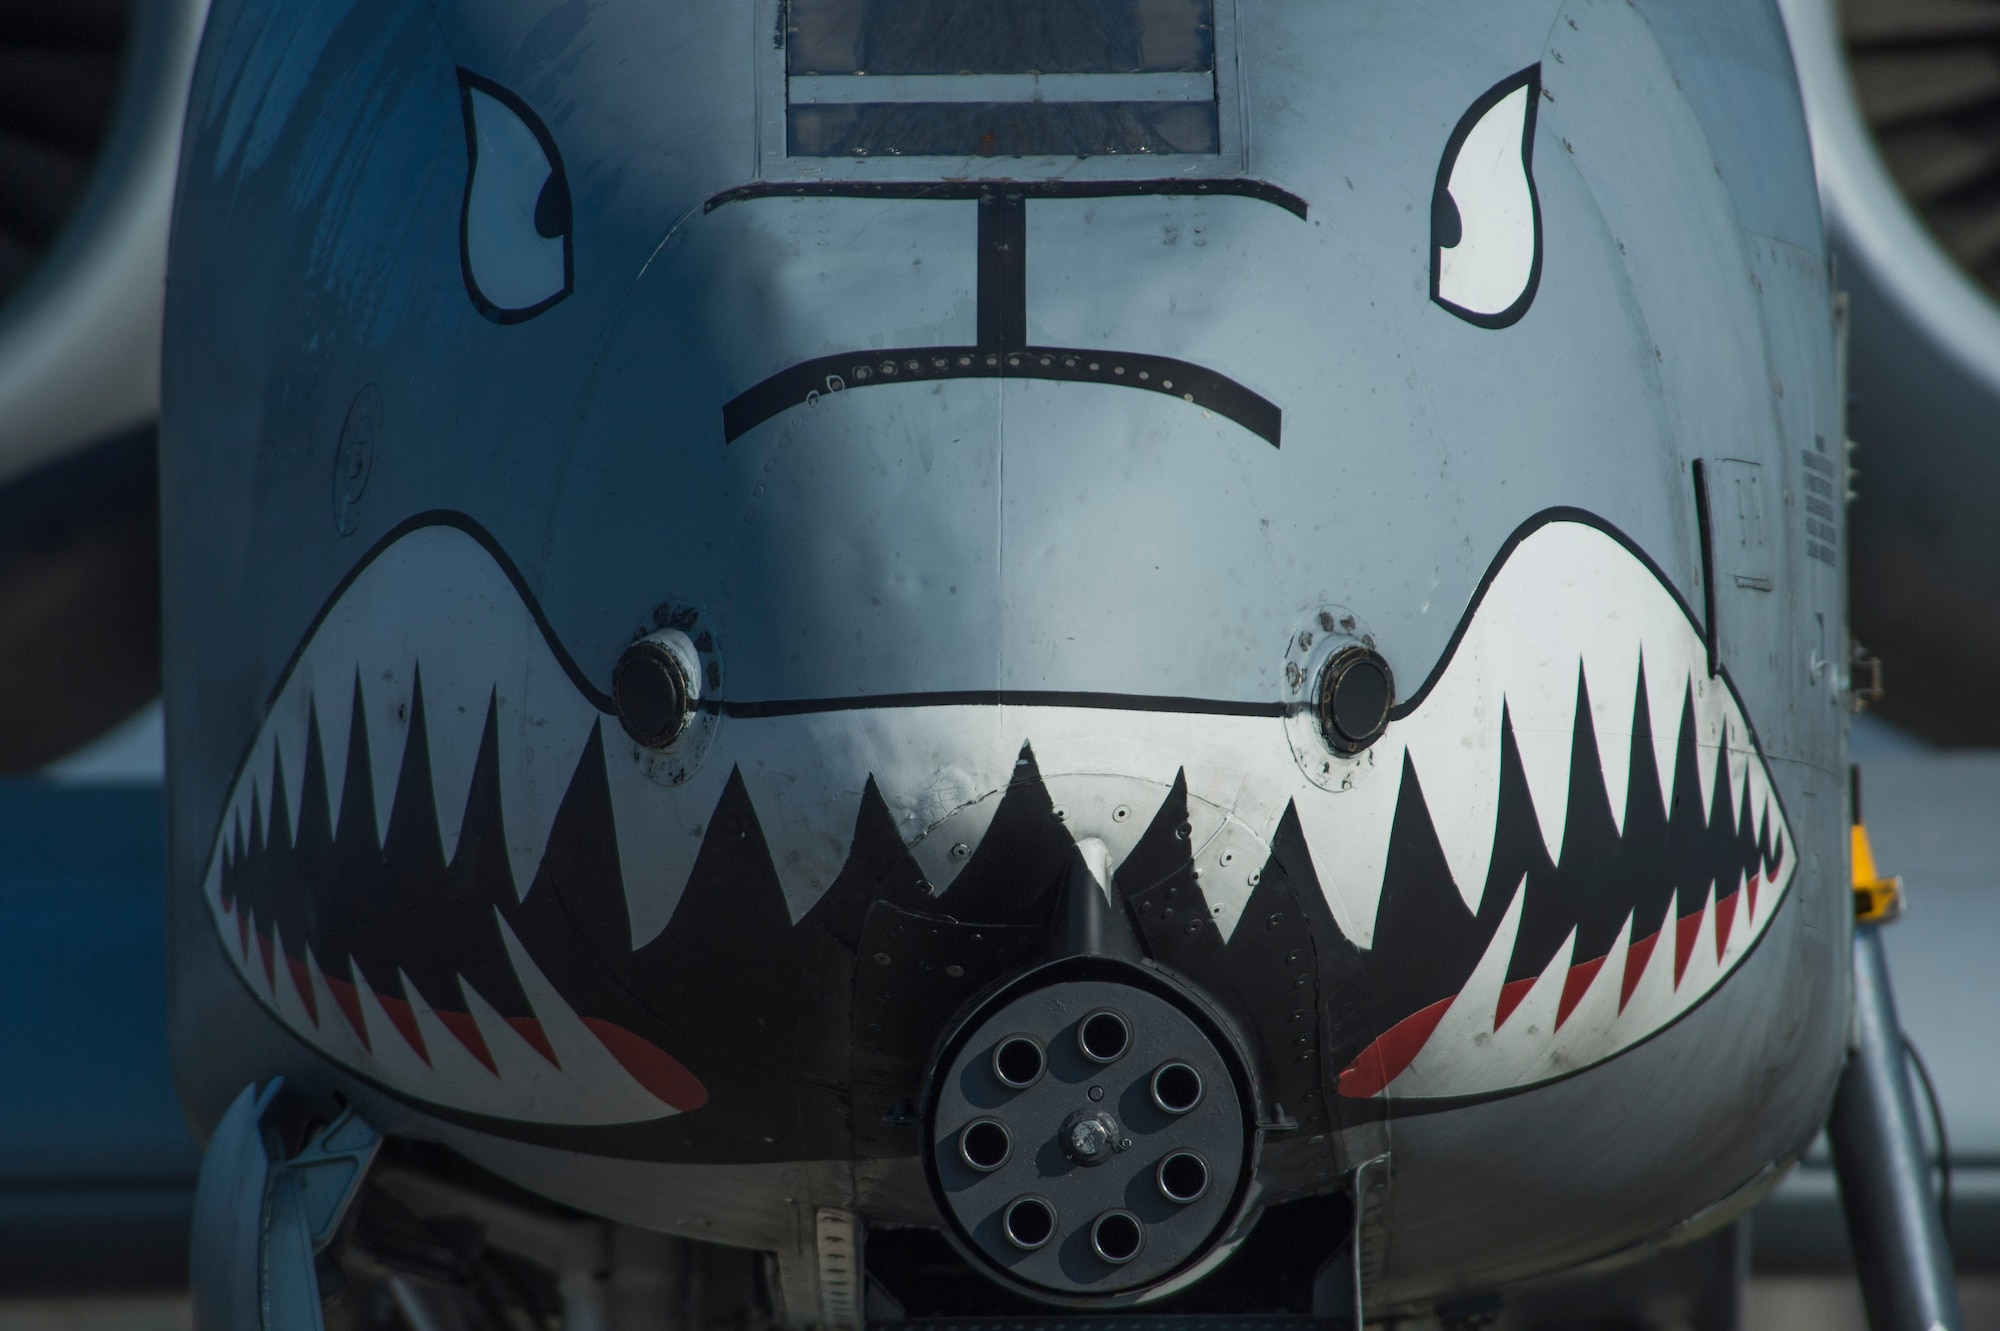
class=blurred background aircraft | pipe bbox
[4,0,2000,1326]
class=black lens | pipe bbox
[1004,1197,1056,1250]
[1078,1010,1131,1063]
[1317,647,1394,752]
[1151,1061,1203,1114]
[1090,1210,1144,1264]
[1333,658,1389,739]
[993,1036,1045,1088]
[1158,1151,1209,1203]
[960,1119,1011,1172]
[613,644,690,747]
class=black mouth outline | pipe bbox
[200,505,1793,1163]
[706,178,1306,446]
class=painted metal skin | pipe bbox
[162,0,1851,1315]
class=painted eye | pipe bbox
[458,70,573,322]
[1430,65,1542,328]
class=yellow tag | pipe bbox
[1851,822,1902,924]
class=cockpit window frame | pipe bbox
[752,0,1249,180]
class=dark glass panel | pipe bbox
[787,0,1214,76]
[787,100,1218,157]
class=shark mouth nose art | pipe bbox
[200,510,1791,1139]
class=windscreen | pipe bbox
[784,0,1219,157]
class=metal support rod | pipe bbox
[1827,924,1962,1331]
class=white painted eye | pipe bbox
[1431,66,1542,328]
[458,70,572,322]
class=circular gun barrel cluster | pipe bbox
[925,976,1249,1301]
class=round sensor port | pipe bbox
[1316,645,1394,754]
[612,630,700,749]
[959,1118,1012,1173]
[1003,1196,1057,1251]
[1157,1151,1210,1204]
[1077,1009,1132,1064]
[1150,1061,1204,1115]
[1090,1210,1145,1265]
[992,1035,1046,1089]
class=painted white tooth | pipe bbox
[1719,868,1749,964]
[351,966,429,1082]
[1643,663,1692,819]
[235,802,256,875]
[400,530,559,860]
[1018,707,1197,794]
[403,970,493,1085]
[745,707,1024,918]
[495,913,685,1122]
[356,660,416,845]
[1497,675,1576,868]
[244,739,275,848]
[892,717,1027,894]
[1041,772,1173,879]
[204,831,226,907]
[1556,912,1632,1051]
[461,977,547,1081]
[1030,707,1285,894]
[1743,754,1773,861]
[240,784,266,863]
[1677,881,1722,1005]
[601,717,737,948]
[312,670,359,835]
[262,684,312,842]
[305,950,370,1066]
[1181,728,1295,842]
[1192,813,1272,942]
[267,745,298,848]
[495,645,600,899]
[1762,791,1782,875]
[1389,880,1526,1097]
[1026,709,1286,841]
[1404,703,1508,911]
[1724,712,1753,839]
[1497,928,1576,1085]
[285,525,545,851]
[422,673,500,867]
[1621,907,1679,1036]
[1689,675,1729,819]
[1471,519,1668,861]
[737,731,873,923]
[908,790,1003,894]
[1292,731,1406,947]
[1579,640,1638,836]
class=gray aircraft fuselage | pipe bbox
[162,0,1849,1313]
